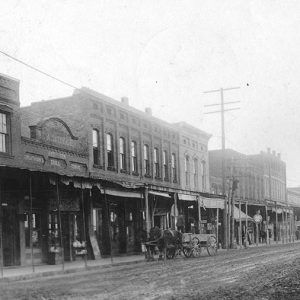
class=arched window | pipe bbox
[119,137,126,170]
[143,144,150,175]
[193,158,198,189]
[185,155,190,186]
[154,148,160,178]
[131,141,138,173]
[106,133,114,168]
[92,129,100,165]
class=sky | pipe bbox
[1,0,300,187]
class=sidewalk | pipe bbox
[0,254,146,282]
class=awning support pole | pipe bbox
[265,205,269,244]
[144,187,151,234]
[81,180,87,269]
[0,179,3,278]
[275,202,278,244]
[216,208,219,248]
[239,200,242,247]
[56,176,65,271]
[29,174,35,273]
[198,196,202,233]
[104,188,113,264]
[245,202,248,247]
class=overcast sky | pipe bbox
[1,1,300,187]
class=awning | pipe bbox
[233,206,253,221]
[202,198,225,209]
[101,188,143,199]
[149,191,171,198]
[178,194,197,201]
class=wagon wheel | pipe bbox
[191,237,201,258]
[206,236,217,256]
[182,243,193,258]
[166,244,176,259]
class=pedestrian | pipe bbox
[176,213,185,233]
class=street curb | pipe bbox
[0,259,146,283]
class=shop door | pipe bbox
[61,213,75,261]
[2,207,20,266]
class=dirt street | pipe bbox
[1,243,300,299]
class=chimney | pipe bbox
[267,148,271,154]
[272,150,276,156]
[145,107,152,116]
[121,97,129,106]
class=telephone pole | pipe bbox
[204,87,240,249]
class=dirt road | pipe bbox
[1,243,300,299]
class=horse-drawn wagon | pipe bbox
[142,227,218,260]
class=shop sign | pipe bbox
[49,157,67,168]
[70,162,87,172]
[253,214,263,224]
[24,152,45,164]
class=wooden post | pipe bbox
[81,181,87,268]
[265,205,269,244]
[275,202,278,244]
[256,223,259,246]
[29,174,35,273]
[198,196,202,233]
[144,187,151,233]
[245,202,248,247]
[56,176,64,271]
[0,179,3,278]
[216,208,219,248]
[174,193,178,230]
[104,188,113,264]
[239,200,242,247]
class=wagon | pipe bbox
[181,233,218,257]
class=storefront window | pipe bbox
[24,212,41,248]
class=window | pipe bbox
[193,158,198,189]
[201,161,206,191]
[143,144,150,175]
[106,133,114,168]
[185,155,190,186]
[119,137,126,170]
[154,148,160,178]
[171,153,176,182]
[163,150,168,180]
[131,141,138,173]
[92,129,100,165]
[0,112,8,153]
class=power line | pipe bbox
[0,50,78,89]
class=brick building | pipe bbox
[209,148,293,245]
[0,74,218,267]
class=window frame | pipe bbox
[163,150,168,181]
[143,144,150,176]
[131,140,138,174]
[171,153,176,183]
[119,137,126,171]
[154,147,160,178]
[92,129,100,165]
[0,111,10,154]
[106,133,114,169]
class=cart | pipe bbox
[181,233,218,257]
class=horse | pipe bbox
[143,226,183,260]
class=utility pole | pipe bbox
[204,86,240,249]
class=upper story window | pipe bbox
[131,141,138,173]
[154,148,160,178]
[143,144,150,176]
[171,153,176,183]
[185,155,190,186]
[201,160,206,191]
[193,158,198,189]
[163,150,168,181]
[119,137,126,171]
[0,112,9,153]
[106,133,114,168]
[92,129,100,165]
